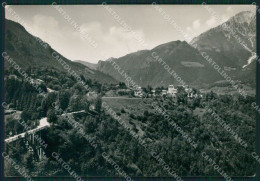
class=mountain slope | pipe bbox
[74,60,98,70]
[97,11,256,88]
[5,19,118,84]
[98,41,218,87]
[192,11,256,68]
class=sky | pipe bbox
[5,5,255,63]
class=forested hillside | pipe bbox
[4,66,256,176]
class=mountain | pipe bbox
[74,60,98,70]
[192,11,256,68]
[5,19,117,84]
[97,11,256,88]
[98,41,213,87]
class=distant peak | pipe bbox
[229,11,255,24]
[152,40,186,50]
[235,11,254,16]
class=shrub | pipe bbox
[144,110,149,116]
[129,113,136,119]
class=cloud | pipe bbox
[226,6,234,13]
[185,19,203,39]
[221,15,229,23]
[5,5,254,63]
[185,26,196,39]
[192,19,201,29]
[30,14,60,41]
[205,14,231,28]
[206,17,217,27]
[102,26,146,58]
[66,21,147,61]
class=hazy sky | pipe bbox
[6,5,255,63]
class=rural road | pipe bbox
[5,117,50,143]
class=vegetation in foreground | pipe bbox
[4,66,256,177]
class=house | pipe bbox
[8,75,18,79]
[167,85,177,96]
[47,88,55,93]
[199,89,207,97]
[89,104,95,111]
[134,87,143,97]
[30,79,44,85]
[87,91,98,99]
[188,91,199,98]
[116,89,131,96]
[4,109,16,115]
[161,90,167,96]
[188,91,193,98]
[151,90,156,96]
[185,88,192,93]
[36,79,44,83]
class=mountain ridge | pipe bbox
[5,19,118,84]
[95,11,256,88]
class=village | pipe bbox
[103,83,206,99]
[133,85,205,98]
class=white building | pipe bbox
[151,90,156,96]
[134,87,143,97]
[185,88,192,93]
[188,92,193,98]
[167,85,177,96]
[187,91,199,98]
[161,90,167,96]
[30,79,44,85]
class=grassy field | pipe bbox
[102,97,158,137]
[102,97,156,116]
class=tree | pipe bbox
[155,87,161,95]
[119,82,127,89]
[24,152,34,173]
[177,86,187,104]
[84,102,90,113]
[47,109,57,124]
[80,75,86,82]
[69,95,84,112]
[95,97,102,113]
[21,109,31,121]
[26,66,32,75]
[58,91,70,110]
[147,85,153,93]
[144,110,149,117]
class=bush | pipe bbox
[144,110,149,116]
[21,109,32,121]
[129,113,136,119]
[47,109,57,124]
[121,108,126,113]
[142,117,148,122]
[137,116,142,120]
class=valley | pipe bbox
[3,8,257,178]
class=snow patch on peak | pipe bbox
[242,52,256,68]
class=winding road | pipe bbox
[5,110,86,143]
[5,117,50,143]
